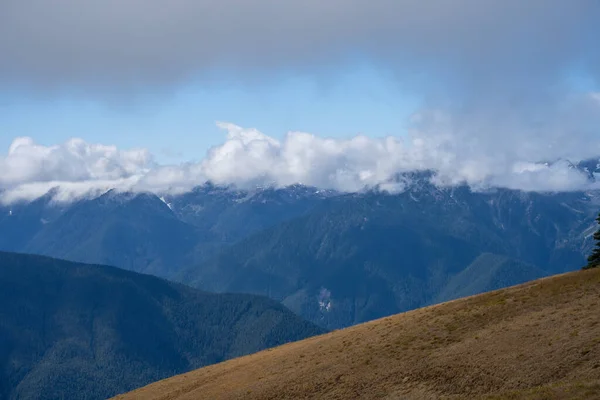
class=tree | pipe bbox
[584,213,600,270]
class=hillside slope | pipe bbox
[116,268,600,400]
[0,252,325,400]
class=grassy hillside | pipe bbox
[116,268,600,400]
[0,252,325,400]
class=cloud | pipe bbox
[0,177,141,205]
[1,0,598,99]
[2,1,597,204]
[0,137,152,203]
[2,108,600,204]
[3,1,598,196]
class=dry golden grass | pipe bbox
[115,268,600,400]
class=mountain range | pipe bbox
[1,169,599,330]
[182,181,599,329]
[0,251,324,400]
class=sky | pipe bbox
[1,0,600,203]
[0,64,419,164]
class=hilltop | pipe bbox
[0,252,324,400]
[116,268,600,400]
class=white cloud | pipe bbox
[0,177,141,205]
[0,137,152,203]
[2,99,599,205]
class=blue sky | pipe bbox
[0,64,420,164]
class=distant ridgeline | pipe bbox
[0,252,325,400]
[1,174,600,330]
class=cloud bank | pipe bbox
[0,137,152,203]
[2,104,599,204]
[1,0,598,99]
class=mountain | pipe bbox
[0,185,334,278]
[432,252,546,303]
[0,252,325,400]
[2,190,216,277]
[114,267,600,400]
[182,183,600,329]
[0,190,66,251]
[2,178,599,330]
[577,157,600,180]
[164,183,337,242]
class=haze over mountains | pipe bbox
[2,167,599,330]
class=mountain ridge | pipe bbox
[2,179,599,330]
[183,186,598,329]
[0,251,325,400]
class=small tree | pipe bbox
[584,212,600,270]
